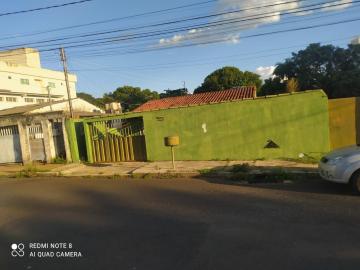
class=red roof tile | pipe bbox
[133,86,257,112]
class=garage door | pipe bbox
[0,125,22,163]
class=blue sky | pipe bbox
[1,0,359,97]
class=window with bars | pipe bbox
[20,78,29,85]
[6,97,17,102]
[25,98,34,103]
[48,82,56,88]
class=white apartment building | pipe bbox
[0,48,77,110]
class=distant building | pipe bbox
[0,48,78,110]
[351,37,360,45]
[105,102,122,114]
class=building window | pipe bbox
[36,99,45,104]
[20,78,29,85]
[25,98,34,103]
[48,82,56,88]
[6,97,17,102]
[0,97,3,101]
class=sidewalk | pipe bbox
[0,160,319,178]
[55,160,318,177]
[0,163,65,177]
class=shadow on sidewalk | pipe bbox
[195,164,354,196]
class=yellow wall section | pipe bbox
[329,98,357,150]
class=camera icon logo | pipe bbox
[11,243,25,257]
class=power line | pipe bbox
[62,7,360,58]
[68,36,353,71]
[0,15,358,61]
[0,0,94,17]
[0,0,353,51]
[68,16,358,58]
[0,1,356,59]
[0,0,311,47]
[0,0,216,42]
[41,2,360,51]
[67,5,360,58]
[115,17,360,56]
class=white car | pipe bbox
[319,145,360,193]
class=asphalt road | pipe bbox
[0,177,359,270]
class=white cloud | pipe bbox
[158,0,353,46]
[255,66,276,79]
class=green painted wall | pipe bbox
[141,90,330,161]
[65,119,80,162]
[80,90,330,162]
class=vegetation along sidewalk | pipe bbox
[0,160,319,182]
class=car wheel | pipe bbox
[350,170,360,194]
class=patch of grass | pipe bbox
[131,173,145,179]
[131,173,189,179]
[51,157,67,164]
[13,165,50,178]
[198,168,213,175]
[108,174,128,180]
[231,163,251,173]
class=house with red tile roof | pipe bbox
[132,86,256,112]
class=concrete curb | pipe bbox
[0,160,320,180]
[0,170,321,181]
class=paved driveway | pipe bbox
[0,177,359,270]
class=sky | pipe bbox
[0,0,359,97]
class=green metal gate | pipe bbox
[88,117,147,162]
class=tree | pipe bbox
[107,85,159,111]
[77,92,104,108]
[271,43,360,98]
[160,88,188,98]
[194,66,262,94]
[258,77,286,96]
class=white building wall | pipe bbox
[31,98,104,114]
[0,48,77,110]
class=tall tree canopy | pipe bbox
[77,92,104,108]
[160,88,188,98]
[194,66,262,94]
[78,86,159,112]
[104,85,159,111]
[260,43,360,98]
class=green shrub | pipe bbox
[231,163,251,173]
[52,157,67,164]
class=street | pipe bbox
[0,177,359,270]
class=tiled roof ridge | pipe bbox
[133,86,256,112]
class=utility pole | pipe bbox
[183,81,186,90]
[47,86,53,111]
[60,48,74,118]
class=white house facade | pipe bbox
[0,48,77,110]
